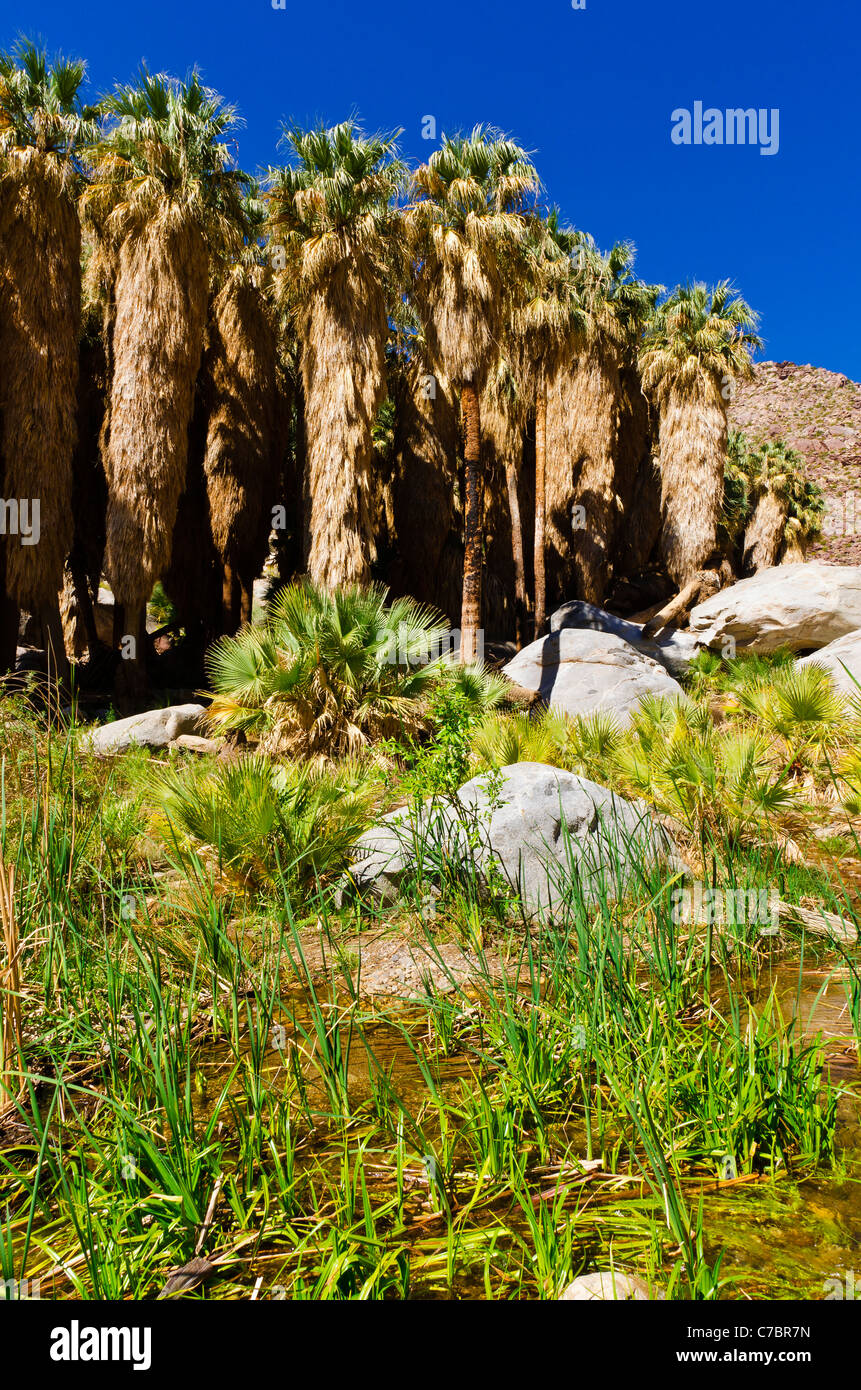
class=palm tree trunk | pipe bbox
[240,578,253,627]
[504,453,529,649]
[222,562,239,632]
[115,602,147,709]
[112,602,126,652]
[460,381,483,664]
[40,600,69,689]
[534,387,547,637]
[0,589,18,675]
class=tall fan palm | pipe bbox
[639,282,761,590]
[515,210,585,634]
[481,358,530,646]
[545,234,658,607]
[200,192,282,631]
[81,69,248,696]
[267,120,406,591]
[0,40,96,673]
[407,127,539,662]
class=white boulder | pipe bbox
[502,629,685,728]
[687,563,861,653]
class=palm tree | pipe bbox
[199,195,282,631]
[204,580,451,759]
[0,40,95,674]
[639,282,761,595]
[545,235,657,608]
[481,359,530,646]
[267,120,406,592]
[741,438,823,572]
[407,127,539,663]
[514,210,585,634]
[81,69,248,697]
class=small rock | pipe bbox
[559,1271,664,1301]
[85,704,207,755]
[170,733,219,755]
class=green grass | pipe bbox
[0,671,860,1302]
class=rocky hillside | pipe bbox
[729,360,861,563]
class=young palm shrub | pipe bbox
[471,709,569,770]
[729,662,851,777]
[204,580,452,759]
[563,709,625,780]
[407,127,539,662]
[639,283,762,593]
[0,41,96,673]
[267,120,406,591]
[149,752,377,893]
[611,695,800,849]
[81,70,249,696]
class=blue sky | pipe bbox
[5,0,860,376]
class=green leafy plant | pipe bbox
[148,752,378,893]
[204,580,451,759]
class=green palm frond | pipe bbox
[203,580,456,759]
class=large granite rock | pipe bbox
[799,628,861,695]
[687,563,861,653]
[86,704,207,755]
[501,629,685,727]
[550,599,702,678]
[350,762,673,916]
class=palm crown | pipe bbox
[267,120,406,295]
[408,126,540,383]
[571,233,661,355]
[0,38,97,162]
[81,69,248,250]
[639,281,762,396]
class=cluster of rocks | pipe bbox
[501,562,861,725]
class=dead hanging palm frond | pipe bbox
[0,848,22,1118]
[267,121,406,592]
[481,361,529,641]
[544,237,659,606]
[101,212,210,606]
[0,41,95,617]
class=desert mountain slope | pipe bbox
[729,360,861,563]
